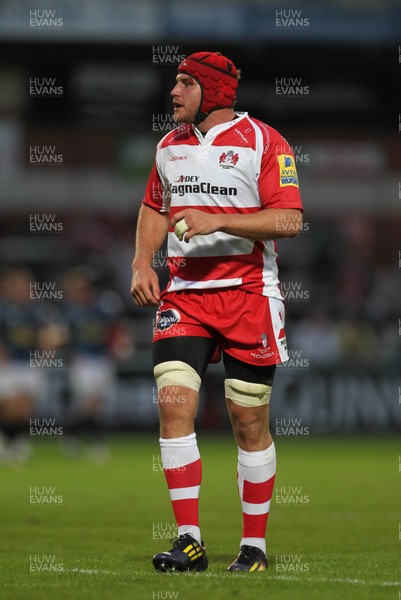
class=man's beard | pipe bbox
[173,111,194,124]
[173,101,201,125]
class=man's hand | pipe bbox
[172,208,302,242]
[131,263,160,306]
[171,209,221,242]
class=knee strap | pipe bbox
[225,378,271,407]
[154,360,201,392]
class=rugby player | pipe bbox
[131,51,303,573]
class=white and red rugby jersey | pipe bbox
[143,112,303,299]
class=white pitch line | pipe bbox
[270,574,401,587]
[63,568,119,575]
[59,568,401,588]
[5,570,400,589]
[180,572,401,587]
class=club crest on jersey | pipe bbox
[219,150,239,169]
[156,309,181,331]
[278,154,299,187]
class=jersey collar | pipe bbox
[192,112,248,143]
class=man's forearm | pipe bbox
[217,208,302,241]
[133,205,170,267]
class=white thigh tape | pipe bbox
[154,360,201,392]
[225,378,271,407]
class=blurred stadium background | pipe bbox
[0,0,400,465]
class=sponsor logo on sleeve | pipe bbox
[278,154,299,188]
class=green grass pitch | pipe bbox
[0,435,399,600]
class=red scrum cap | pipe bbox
[178,51,239,124]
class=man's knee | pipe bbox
[158,386,198,417]
[225,378,271,446]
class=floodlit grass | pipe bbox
[0,435,399,600]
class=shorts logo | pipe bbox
[251,333,274,359]
[278,154,299,187]
[219,150,239,169]
[156,309,181,331]
[260,333,268,348]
